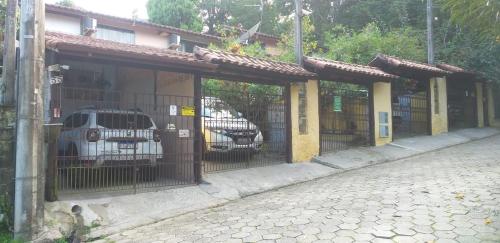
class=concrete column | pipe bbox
[372,82,392,146]
[290,80,319,162]
[476,82,485,128]
[430,77,448,135]
[486,84,496,126]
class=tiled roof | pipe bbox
[194,47,316,78]
[45,4,222,43]
[436,63,475,75]
[304,57,399,80]
[370,54,450,76]
[45,32,214,68]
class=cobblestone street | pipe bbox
[102,135,500,243]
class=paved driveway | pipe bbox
[102,136,500,243]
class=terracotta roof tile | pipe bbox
[436,63,475,75]
[194,47,316,78]
[45,32,214,68]
[370,54,450,76]
[304,57,399,80]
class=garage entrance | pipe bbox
[447,80,477,130]
[50,86,197,194]
[319,81,370,153]
[47,61,200,195]
[391,80,429,138]
[194,47,315,172]
[201,80,287,173]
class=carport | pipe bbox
[370,54,450,138]
[303,57,398,154]
[437,64,479,130]
[44,32,217,198]
[194,47,316,172]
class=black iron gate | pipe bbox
[50,86,197,194]
[202,81,286,173]
[447,81,477,130]
[319,82,370,154]
[392,80,429,138]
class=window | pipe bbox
[96,25,135,44]
[379,112,389,138]
[298,83,308,134]
[434,81,439,114]
[63,113,89,128]
[180,40,196,53]
[97,113,153,129]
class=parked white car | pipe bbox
[58,109,163,167]
[202,97,264,154]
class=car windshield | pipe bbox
[203,106,241,119]
[96,113,153,129]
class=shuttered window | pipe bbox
[96,25,135,44]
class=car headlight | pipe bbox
[210,128,227,135]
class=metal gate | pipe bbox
[447,81,477,130]
[202,81,286,173]
[49,86,197,194]
[319,82,370,154]
[391,79,429,138]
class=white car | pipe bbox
[58,109,163,168]
[202,97,264,154]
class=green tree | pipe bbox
[225,0,281,35]
[146,0,202,31]
[322,23,426,65]
[199,0,231,34]
[55,0,76,7]
[438,0,500,40]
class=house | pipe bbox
[45,3,281,54]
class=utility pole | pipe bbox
[1,0,18,105]
[14,0,45,240]
[294,0,303,65]
[427,0,434,64]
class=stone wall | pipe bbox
[0,106,16,229]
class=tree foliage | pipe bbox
[438,0,500,41]
[146,0,202,31]
[322,23,427,65]
[55,0,76,7]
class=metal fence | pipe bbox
[319,84,370,154]
[202,83,286,173]
[392,94,428,138]
[48,86,198,195]
[447,82,476,130]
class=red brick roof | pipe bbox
[370,54,450,77]
[45,32,215,69]
[194,47,316,79]
[45,4,222,43]
[436,63,475,75]
[304,57,399,81]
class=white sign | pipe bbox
[169,105,178,116]
[166,123,176,131]
[179,129,190,138]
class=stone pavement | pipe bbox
[99,135,500,243]
[313,127,499,170]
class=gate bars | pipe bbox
[319,82,371,154]
[201,81,287,173]
[48,86,198,195]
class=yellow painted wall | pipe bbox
[290,80,320,163]
[373,82,392,146]
[476,82,485,128]
[486,84,496,126]
[430,77,448,135]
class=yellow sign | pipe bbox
[181,106,195,116]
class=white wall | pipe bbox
[46,13,81,35]
[135,29,169,49]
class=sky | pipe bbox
[45,0,150,20]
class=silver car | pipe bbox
[58,109,163,167]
